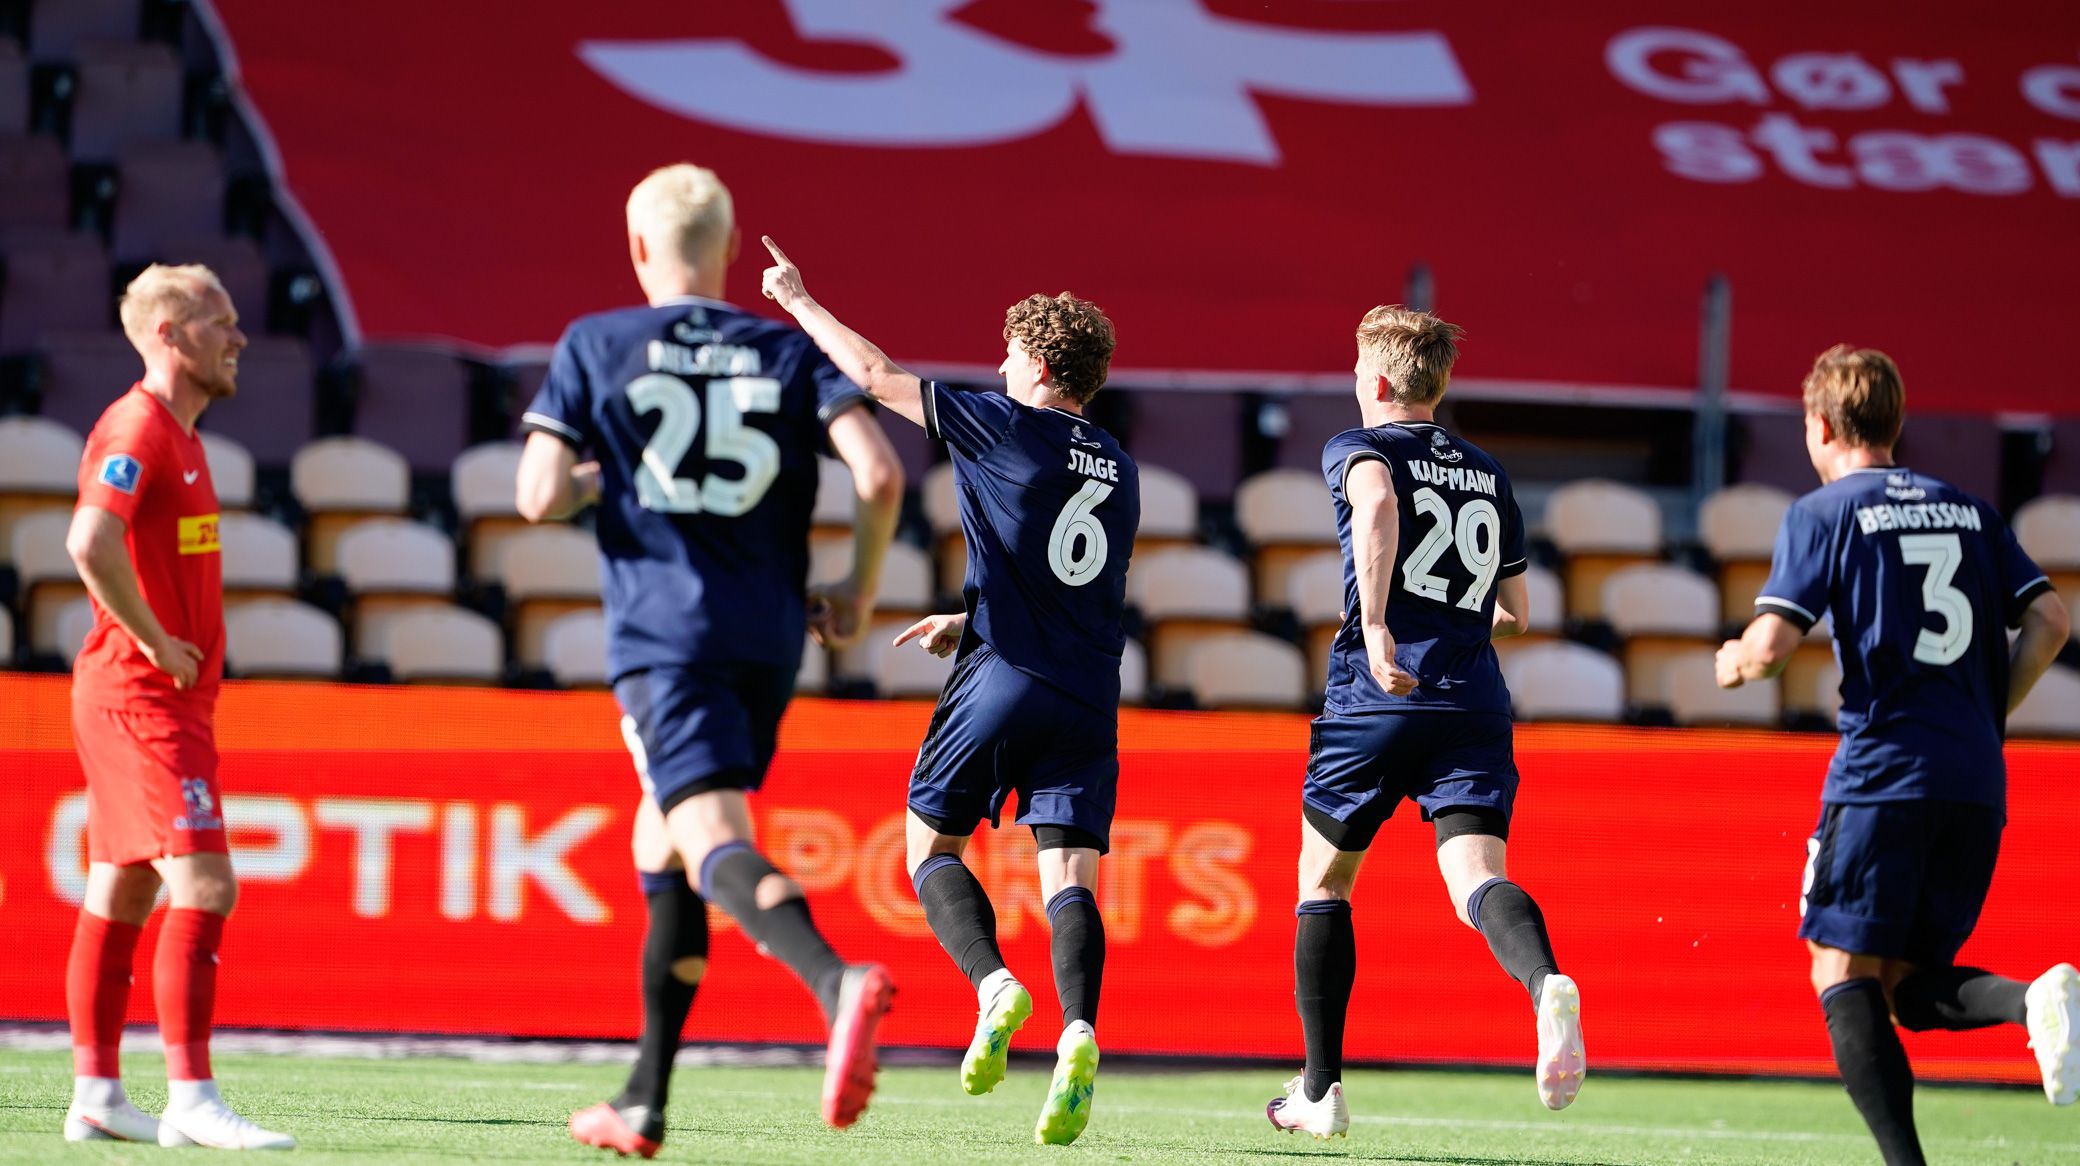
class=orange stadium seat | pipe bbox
[1601,563,1719,709]
[1128,545,1252,689]
[198,430,254,512]
[216,511,298,604]
[1502,641,1625,724]
[384,606,504,685]
[1135,464,1199,554]
[11,509,86,655]
[1185,631,1309,711]
[1545,479,1662,621]
[449,442,527,580]
[1699,484,1793,626]
[542,608,608,690]
[2010,664,2080,739]
[334,518,457,663]
[498,525,601,669]
[224,598,343,680]
[291,436,410,574]
[1234,468,1337,602]
[0,415,83,569]
[1668,646,1779,727]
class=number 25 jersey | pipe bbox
[1321,422,1528,716]
[522,295,867,681]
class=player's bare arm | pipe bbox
[1714,612,1802,689]
[2005,590,2071,714]
[813,407,905,648]
[1491,572,1531,639]
[759,237,926,428]
[515,431,602,523]
[65,504,202,690]
[1345,458,1418,696]
[893,612,965,658]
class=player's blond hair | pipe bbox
[118,263,227,349]
[627,164,735,268]
[1803,344,1904,449]
[1356,305,1464,406]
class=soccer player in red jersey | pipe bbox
[60,264,293,1151]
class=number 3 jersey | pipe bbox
[522,296,867,680]
[923,381,1139,715]
[1321,422,1528,717]
[1757,467,2051,809]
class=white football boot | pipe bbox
[962,970,1033,1096]
[2025,962,2080,1106]
[63,1077,159,1143]
[160,1080,297,1150]
[1535,973,1587,1110]
[1266,1075,1350,1139]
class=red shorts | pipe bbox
[72,702,228,866]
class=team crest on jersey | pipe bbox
[98,453,142,494]
[672,309,720,345]
[173,778,222,832]
[1884,471,1926,501]
[1070,424,1103,450]
[1428,429,1464,464]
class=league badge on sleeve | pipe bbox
[99,453,142,494]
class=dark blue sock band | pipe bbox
[911,853,965,899]
[638,869,683,897]
[1465,877,1509,929]
[1820,976,1885,1011]
[1296,899,1352,917]
[697,841,751,900]
[1046,885,1097,920]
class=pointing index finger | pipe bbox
[761,235,791,266]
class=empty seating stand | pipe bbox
[1546,479,1662,622]
[0,415,83,570]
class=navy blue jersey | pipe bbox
[1321,422,1527,716]
[1756,467,2051,810]
[922,382,1138,714]
[521,296,866,681]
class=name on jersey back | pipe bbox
[1854,501,1982,535]
[1067,447,1121,482]
[647,340,763,378]
[1405,460,1498,497]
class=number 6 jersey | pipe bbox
[1756,467,2052,809]
[923,381,1139,715]
[521,295,867,680]
[1321,422,1528,717]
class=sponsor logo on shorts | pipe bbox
[173,777,224,832]
[178,513,221,556]
[99,454,142,494]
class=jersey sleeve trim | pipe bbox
[1337,449,1389,495]
[520,411,583,449]
[2009,575,2054,626]
[1754,596,1817,632]
[1498,556,1528,579]
[921,380,944,441]
[818,390,870,429]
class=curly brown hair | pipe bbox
[1004,292,1115,405]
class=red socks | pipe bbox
[66,912,143,1079]
[155,908,225,1081]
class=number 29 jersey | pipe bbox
[1321,422,1528,717]
[1756,468,2051,810]
[521,295,867,681]
[923,382,1139,715]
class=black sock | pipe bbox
[1467,879,1560,1001]
[1892,966,2028,1032]
[913,854,1007,988]
[1295,900,1356,1105]
[699,842,846,1017]
[614,871,708,1120]
[1822,978,1926,1166]
[1046,887,1104,1029]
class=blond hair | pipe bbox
[1356,305,1464,406]
[1803,344,1904,449]
[626,164,735,267]
[118,263,227,349]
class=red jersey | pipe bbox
[72,385,224,712]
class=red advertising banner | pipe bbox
[3,674,2075,1082]
[203,0,2080,412]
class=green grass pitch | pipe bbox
[2,1049,2074,1165]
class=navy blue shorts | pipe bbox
[907,645,1119,853]
[1798,800,2004,965]
[1302,711,1518,851]
[613,662,795,812]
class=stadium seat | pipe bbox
[217,511,298,603]
[1700,483,1793,625]
[1546,479,1662,620]
[0,135,70,233]
[199,430,255,511]
[1120,637,1147,706]
[0,232,112,354]
[1601,563,1720,708]
[542,608,608,689]
[353,343,475,473]
[1128,545,1252,688]
[812,458,856,552]
[1136,464,1198,552]
[871,633,956,699]
[0,43,26,139]
[382,606,503,685]
[1234,468,1337,601]
[2010,664,2080,739]
[1503,642,1625,723]
[1284,548,1343,683]
[499,525,602,668]
[34,330,141,433]
[12,509,85,653]
[1667,646,1780,727]
[818,539,936,679]
[2014,495,2080,630]
[1782,653,1842,723]
[54,594,96,665]
[922,461,965,595]
[224,598,342,679]
[0,604,13,664]
[450,442,526,579]
[27,0,143,62]
[199,336,315,464]
[111,140,226,264]
[0,415,84,568]
[69,41,184,163]
[1492,563,1565,665]
[797,633,828,695]
[335,518,456,662]
[1186,631,1309,711]
[291,436,410,574]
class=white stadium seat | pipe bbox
[542,607,609,688]
[0,415,84,570]
[198,429,255,511]
[1137,464,1198,546]
[1521,564,1564,634]
[1503,642,1625,723]
[336,518,458,661]
[385,606,503,684]
[451,441,528,579]
[1129,545,1253,688]
[820,540,940,680]
[291,436,411,573]
[1701,483,1793,624]
[1119,637,1147,706]
[1601,564,1719,636]
[872,633,957,699]
[1235,468,1338,600]
[0,604,13,662]
[797,634,828,695]
[11,509,86,654]
[1546,479,1663,621]
[1668,646,1779,727]
[217,511,299,598]
[923,461,965,595]
[1783,654,1842,722]
[813,458,856,528]
[1186,631,1309,711]
[500,525,602,668]
[2009,664,2080,739]
[225,599,343,679]
[1283,549,1346,685]
[2014,495,2080,570]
